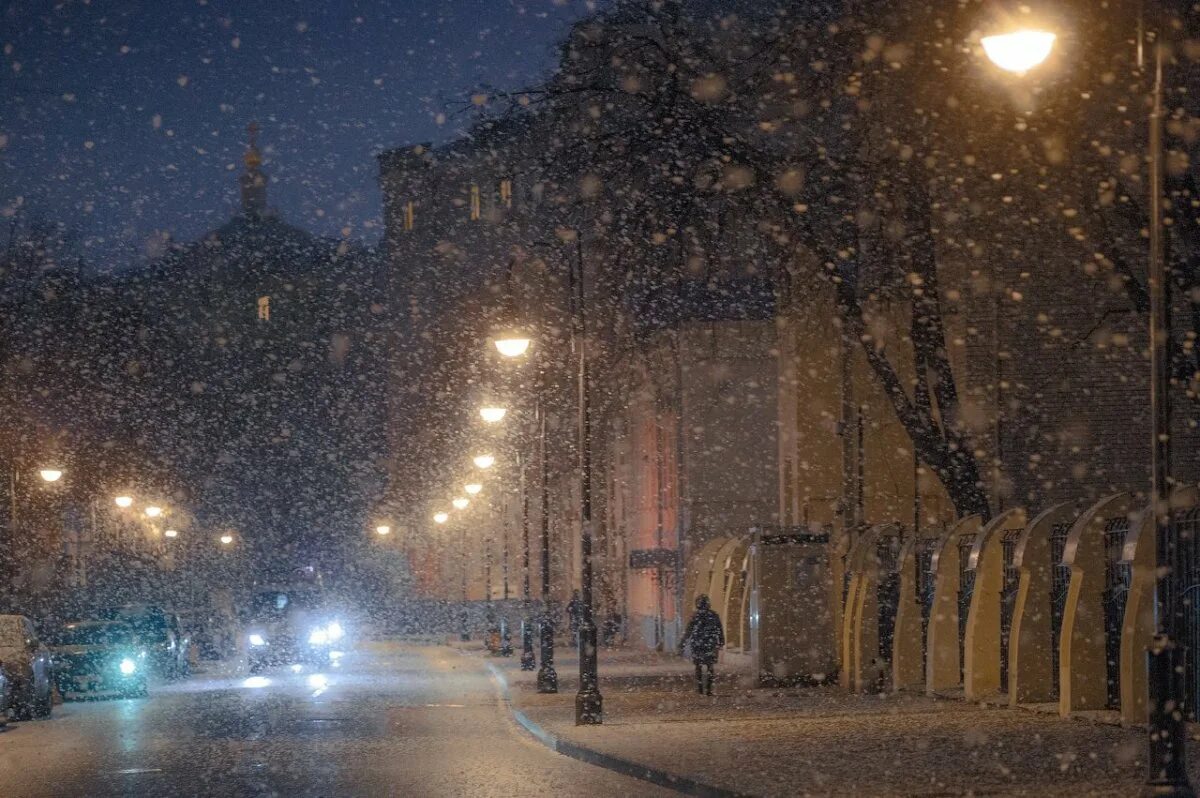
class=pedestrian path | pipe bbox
[475,643,1188,797]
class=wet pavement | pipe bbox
[0,642,668,797]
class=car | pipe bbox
[104,605,190,679]
[0,615,53,720]
[0,666,10,727]
[244,587,344,672]
[50,621,149,700]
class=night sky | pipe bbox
[0,0,593,268]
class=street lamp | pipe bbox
[433,512,449,525]
[219,533,234,545]
[452,497,469,511]
[473,454,495,470]
[38,469,63,483]
[114,495,133,509]
[376,525,391,536]
[144,506,163,518]
[164,529,178,539]
[464,483,482,496]
[480,406,508,424]
[981,30,1056,74]
[983,18,1190,795]
[493,334,531,359]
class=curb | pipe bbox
[487,663,753,798]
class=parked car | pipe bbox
[0,614,52,720]
[0,665,10,727]
[103,605,190,679]
[50,621,149,699]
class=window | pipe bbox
[469,184,481,220]
[404,200,414,231]
[257,295,270,321]
[499,178,513,209]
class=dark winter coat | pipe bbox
[682,608,725,665]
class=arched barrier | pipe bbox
[1118,487,1197,725]
[892,525,945,691]
[964,508,1028,701]
[1007,502,1080,706]
[841,524,902,692]
[1059,493,1131,715]
[926,516,983,695]
[716,539,750,652]
[684,538,730,616]
[706,537,745,621]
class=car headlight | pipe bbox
[308,628,328,646]
[326,621,343,641]
[248,633,266,647]
[119,658,137,676]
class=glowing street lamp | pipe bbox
[219,533,234,545]
[473,454,495,470]
[464,483,482,496]
[39,469,63,483]
[144,506,163,518]
[114,495,134,509]
[164,529,178,539]
[452,497,469,511]
[493,335,531,359]
[981,29,1056,74]
[376,525,391,536]
[479,406,508,424]
[433,512,449,525]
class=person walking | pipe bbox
[680,594,724,696]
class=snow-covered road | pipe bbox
[0,642,668,797]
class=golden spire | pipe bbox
[240,121,267,216]
[244,121,263,170]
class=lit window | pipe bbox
[404,201,414,231]
[499,178,513,209]
[470,184,481,221]
[257,295,270,321]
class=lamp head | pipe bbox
[479,406,508,424]
[981,29,1056,74]
[493,335,531,358]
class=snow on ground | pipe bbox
[489,645,1169,797]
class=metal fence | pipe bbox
[1048,521,1072,695]
[877,534,902,664]
[957,533,978,681]
[1102,517,1131,709]
[999,527,1024,692]
[1175,507,1200,719]
[916,537,938,670]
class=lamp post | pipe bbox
[494,329,551,680]
[536,394,557,693]
[567,229,602,725]
[452,497,470,641]
[983,16,1190,795]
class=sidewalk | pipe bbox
[481,643,1184,797]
